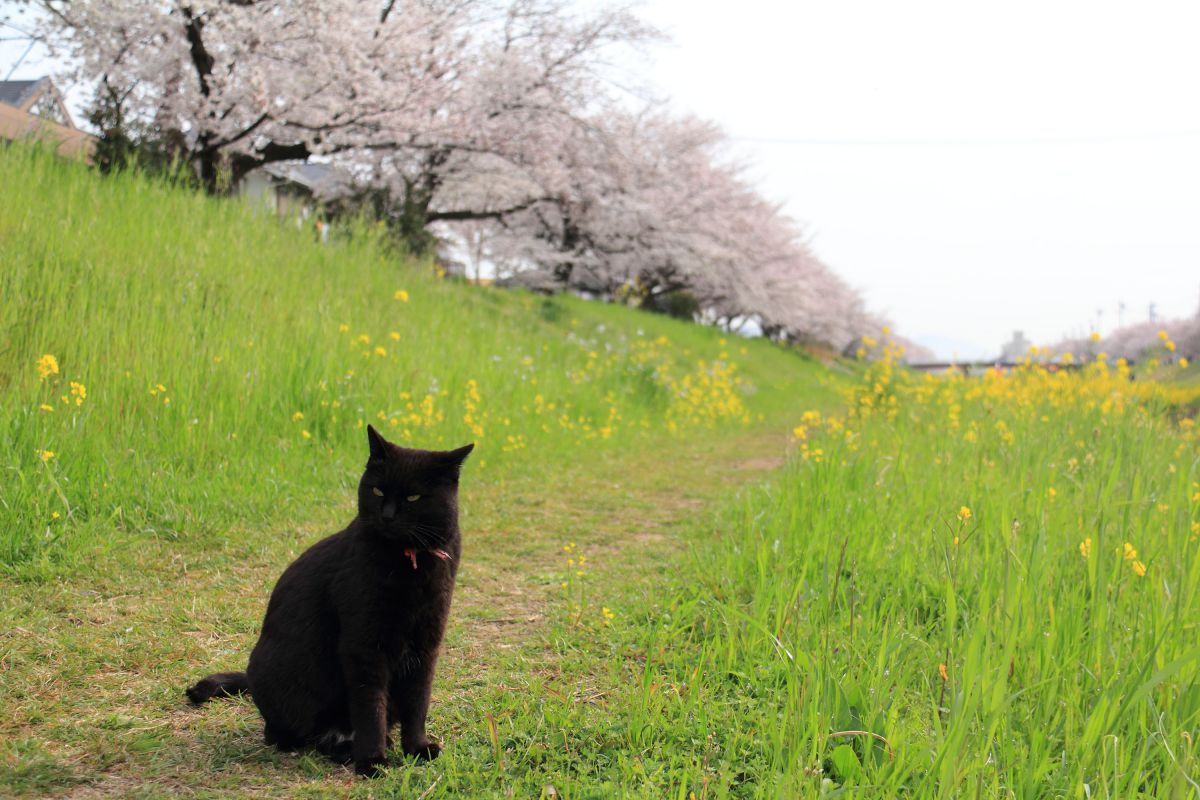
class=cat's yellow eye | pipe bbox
[406,494,421,502]
[372,487,384,497]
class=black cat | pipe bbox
[187,426,473,777]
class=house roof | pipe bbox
[261,161,350,196]
[0,79,46,110]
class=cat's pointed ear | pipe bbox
[366,424,389,464]
[435,443,474,482]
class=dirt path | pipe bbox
[450,426,788,658]
[0,425,793,797]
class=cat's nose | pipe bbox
[381,501,397,520]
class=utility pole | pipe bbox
[1149,303,1157,324]
[1118,301,1125,329]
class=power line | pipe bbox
[730,130,1200,147]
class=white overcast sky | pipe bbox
[625,0,1200,357]
[5,1,1199,358]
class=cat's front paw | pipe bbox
[404,740,441,761]
[354,756,388,778]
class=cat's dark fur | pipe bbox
[186,426,473,777]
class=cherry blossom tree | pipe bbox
[17,0,653,198]
[10,0,888,350]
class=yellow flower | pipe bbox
[69,382,87,406]
[389,331,401,341]
[1131,560,1147,577]
[1089,331,1101,343]
[1181,358,1190,368]
[1165,340,1176,352]
[292,411,304,421]
[1158,330,1169,341]
[38,449,55,462]
[1122,542,1137,561]
[51,511,60,520]
[374,346,387,357]
[338,323,349,333]
[792,425,807,440]
[36,354,60,380]
[1079,538,1092,558]
[394,290,409,302]
[39,404,54,413]
[301,430,311,439]
[354,334,370,346]
[1047,487,1057,501]
[957,506,972,522]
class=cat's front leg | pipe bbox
[389,654,441,761]
[342,655,390,777]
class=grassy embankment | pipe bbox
[0,146,841,797]
[0,145,837,575]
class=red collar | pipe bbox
[402,548,452,570]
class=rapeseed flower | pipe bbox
[957,506,972,523]
[36,354,59,380]
[394,290,409,302]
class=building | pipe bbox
[236,161,352,238]
[0,77,95,159]
[999,330,1032,361]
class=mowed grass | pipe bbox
[580,354,1200,797]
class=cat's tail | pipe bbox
[186,671,249,706]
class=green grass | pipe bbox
[0,144,843,798]
[0,144,836,576]
[5,144,1196,799]
[575,361,1200,797]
